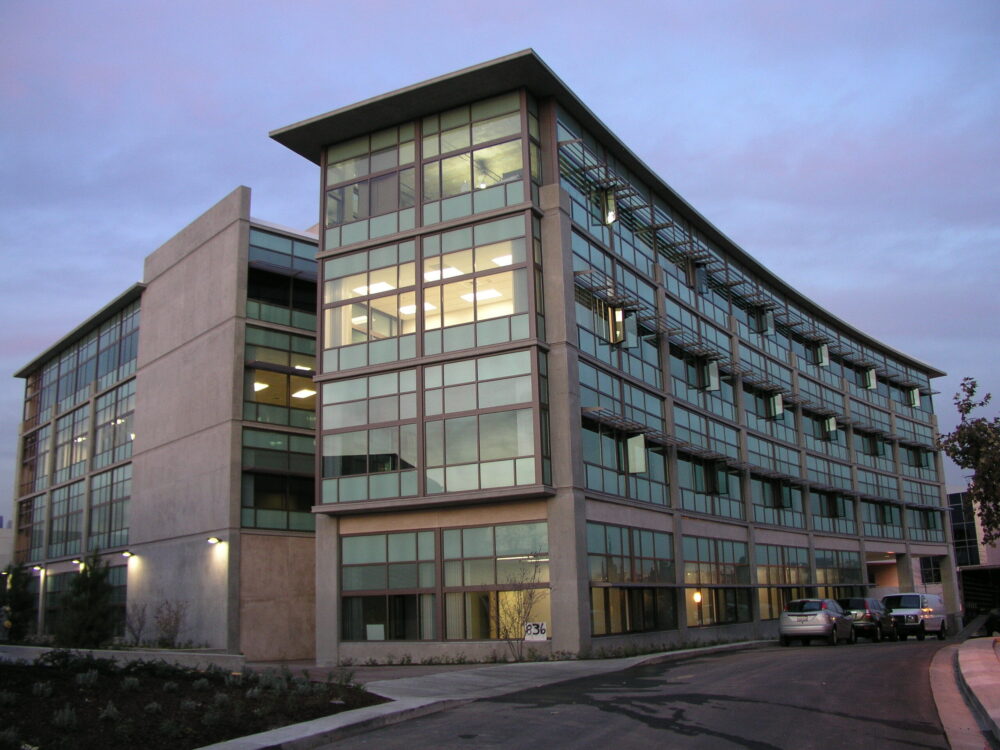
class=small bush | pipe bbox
[32,681,53,698]
[121,676,140,691]
[76,669,100,687]
[144,701,162,715]
[52,704,77,729]
[99,700,121,721]
[191,677,211,692]
[0,691,16,708]
[162,681,179,693]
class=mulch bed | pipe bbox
[0,653,385,750]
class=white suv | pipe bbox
[882,593,947,641]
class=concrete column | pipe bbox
[894,552,916,590]
[314,513,341,666]
[537,172,590,654]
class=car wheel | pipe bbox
[847,625,856,644]
[874,625,882,643]
[898,629,907,641]
[937,623,947,641]
[916,625,926,641]
[829,628,838,646]
[780,635,790,647]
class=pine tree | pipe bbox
[54,554,116,648]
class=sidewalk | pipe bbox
[205,638,1000,750]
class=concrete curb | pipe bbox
[956,638,1000,744]
[199,641,768,749]
[0,644,245,672]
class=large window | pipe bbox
[53,407,89,485]
[242,429,315,530]
[682,535,752,627]
[324,124,417,247]
[341,521,549,642]
[587,522,676,636]
[246,266,316,331]
[755,544,809,619]
[48,481,84,558]
[20,425,51,495]
[89,464,130,551]
[861,500,903,539]
[677,454,744,520]
[443,521,549,641]
[322,425,418,502]
[581,420,668,505]
[93,380,135,469]
[809,491,856,535]
[15,495,45,563]
[815,549,863,599]
[426,409,535,494]
[421,92,525,225]
[750,476,805,528]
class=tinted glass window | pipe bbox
[787,600,822,613]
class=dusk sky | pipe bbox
[1,1,997,524]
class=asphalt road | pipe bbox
[331,640,948,749]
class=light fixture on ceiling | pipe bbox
[460,289,503,303]
[253,382,270,392]
[291,389,316,399]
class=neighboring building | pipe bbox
[949,491,1000,617]
[11,187,318,659]
[270,49,960,663]
[0,515,13,572]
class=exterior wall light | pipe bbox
[32,565,44,572]
[121,550,134,558]
[207,537,222,545]
[71,559,82,565]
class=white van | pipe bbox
[882,593,947,640]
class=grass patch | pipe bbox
[0,651,383,750]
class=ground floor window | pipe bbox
[590,586,677,635]
[685,587,753,627]
[758,587,808,620]
[340,520,550,642]
[445,589,551,640]
[342,594,435,641]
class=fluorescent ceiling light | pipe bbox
[253,382,270,392]
[294,365,312,371]
[352,281,394,295]
[423,266,463,282]
[398,302,437,315]
[491,255,513,266]
[351,315,369,325]
[461,289,503,303]
[291,389,317,399]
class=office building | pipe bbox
[12,51,959,662]
[12,187,318,660]
[270,50,959,663]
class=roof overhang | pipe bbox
[271,49,946,380]
[15,283,145,378]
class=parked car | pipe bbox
[882,593,948,641]
[837,597,895,642]
[779,598,855,646]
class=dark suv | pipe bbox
[837,597,894,642]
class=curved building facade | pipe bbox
[273,50,958,663]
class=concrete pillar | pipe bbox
[314,514,341,666]
[895,552,916,590]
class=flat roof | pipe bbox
[271,49,945,379]
[15,283,145,378]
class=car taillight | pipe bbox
[820,601,828,610]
